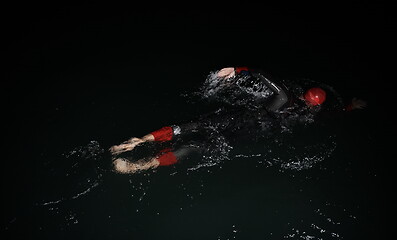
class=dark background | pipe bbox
[5,2,389,100]
[4,1,391,138]
[3,1,393,239]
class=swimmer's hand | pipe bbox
[350,98,367,110]
[217,67,235,79]
[109,137,144,155]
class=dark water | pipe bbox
[3,3,392,240]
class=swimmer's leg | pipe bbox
[113,157,159,174]
[113,143,206,174]
[150,144,204,167]
[110,122,204,156]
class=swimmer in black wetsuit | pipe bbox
[110,67,367,174]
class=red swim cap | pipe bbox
[304,87,326,106]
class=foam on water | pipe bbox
[282,200,358,239]
[31,132,349,239]
[33,140,107,230]
[200,71,275,102]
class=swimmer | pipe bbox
[110,67,367,173]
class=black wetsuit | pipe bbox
[149,67,351,165]
[173,67,293,140]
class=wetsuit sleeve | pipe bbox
[234,67,288,112]
[257,73,288,112]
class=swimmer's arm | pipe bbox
[217,67,278,90]
[263,90,288,112]
[255,73,288,112]
[217,67,288,112]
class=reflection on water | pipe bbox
[39,141,104,207]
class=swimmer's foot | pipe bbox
[113,158,137,174]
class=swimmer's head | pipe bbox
[304,87,326,106]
